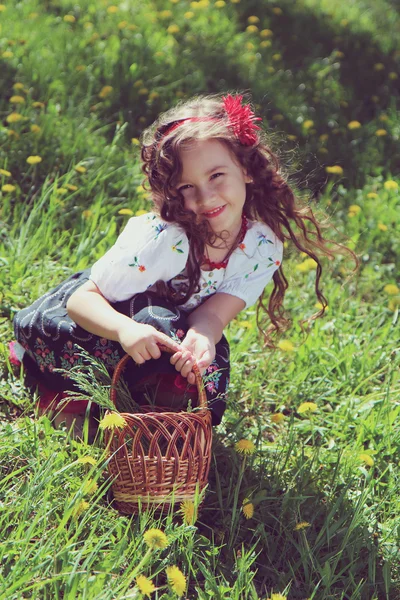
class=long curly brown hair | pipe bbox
[140,92,359,348]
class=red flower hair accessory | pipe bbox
[222,94,262,146]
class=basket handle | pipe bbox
[110,344,207,410]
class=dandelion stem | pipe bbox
[228,456,247,550]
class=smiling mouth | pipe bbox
[202,205,226,218]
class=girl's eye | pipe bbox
[178,173,224,193]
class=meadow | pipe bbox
[0,0,399,598]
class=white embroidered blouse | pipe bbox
[89,212,283,311]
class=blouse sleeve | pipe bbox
[89,213,189,302]
[217,222,283,310]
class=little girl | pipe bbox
[10,92,356,432]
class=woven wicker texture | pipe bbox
[104,346,212,515]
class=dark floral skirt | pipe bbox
[13,269,230,426]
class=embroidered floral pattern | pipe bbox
[33,337,56,373]
[257,232,274,246]
[171,239,185,254]
[244,263,259,279]
[59,340,85,378]
[93,338,121,368]
[128,256,146,271]
[203,361,223,395]
[153,223,167,239]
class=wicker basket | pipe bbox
[104,346,212,515]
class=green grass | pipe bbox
[0,0,400,598]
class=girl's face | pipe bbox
[176,139,252,237]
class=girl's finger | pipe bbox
[155,332,181,354]
[148,342,162,360]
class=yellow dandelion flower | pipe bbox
[384,180,398,191]
[185,10,195,16]
[389,298,400,311]
[77,456,97,465]
[349,204,361,214]
[272,53,282,61]
[0,169,11,177]
[118,208,134,215]
[136,575,156,597]
[294,521,311,531]
[230,0,240,4]
[63,14,76,23]
[168,24,180,34]
[26,155,42,165]
[375,129,387,136]
[268,594,286,600]
[30,125,41,133]
[75,165,87,173]
[373,63,385,71]
[242,498,254,519]
[143,528,169,550]
[236,320,253,329]
[76,65,86,72]
[319,133,329,141]
[131,137,140,146]
[248,15,259,23]
[303,120,314,129]
[7,129,19,139]
[383,284,399,295]
[82,210,93,219]
[278,340,294,352]
[107,5,119,13]
[0,4,6,11]
[65,184,78,191]
[340,19,348,26]
[347,120,361,129]
[367,192,378,198]
[315,301,328,311]
[287,134,297,141]
[32,101,45,108]
[72,500,89,519]
[13,83,25,91]
[180,501,197,525]
[325,165,343,175]
[138,88,149,96]
[297,402,318,414]
[388,72,398,80]
[10,95,25,104]
[135,209,148,216]
[272,7,282,14]
[2,51,14,58]
[378,223,388,231]
[166,565,186,597]
[235,439,256,455]
[6,112,23,123]
[83,479,98,495]
[271,413,285,424]
[2,184,16,193]
[260,28,273,37]
[149,91,159,101]
[55,187,68,195]
[99,412,127,430]
[359,453,374,467]
[296,258,318,272]
[99,85,113,98]
[159,9,173,18]
[246,25,258,33]
[118,20,128,29]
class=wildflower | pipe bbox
[13,83,25,90]
[77,456,96,465]
[99,412,127,430]
[166,565,186,597]
[2,184,16,193]
[118,20,128,29]
[389,72,398,80]
[325,165,343,175]
[72,500,89,519]
[319,133,329,141]
[65,184,78,191]
[82,210,93,219]
[184,10,195,17]
[143,528,169,550]
[248,15,260,23]
[6,112,23,123]
[367,192,378,198]
[242,498,254,519]
[2,51,13,58]
[383,284,399,295]
[135,209,148,216]
[75,165,87,173]
[10,95,25,104]
[294,521,311,531]
[373,63,385,71]
[378,223,388,231]
[383,180,398,191]
[75,65,86,71]
[179,500,197,525]
[149,91,159,101]
[30,125,41,133]
[63,14,76,23]
[99,85,113,98]
[271,413,285,424]
[0,4,6,11]
[296,258,318,272]
[83,479,98,495]
[167,24,180,34]
[118,208,134,215]
[131,137,140,146]
[375,129,387,136]
[359,453,374,467]
[278,340,294,352]
[159,9,173,18]
[348,204,361,214]
[107,5,119,13]
[287,134,297,141]
[32,101,45,108]
[138,88,149,95]
[389,298,400,311]
[235,439,256,455]
[246,25,258,33]
[268,594,286,600]
[56,187,68,195]
[297,402,318,414]
[347,120,361,129]
[136,575,156,597]
[303,120,314,129]
[272,53,281,61]
[0,169,11,177]
[26,155,42,165]
[260,28,273,37]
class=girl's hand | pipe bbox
[170,329,216,385]
[118,322,182,365]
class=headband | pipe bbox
[156,94,262,148]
